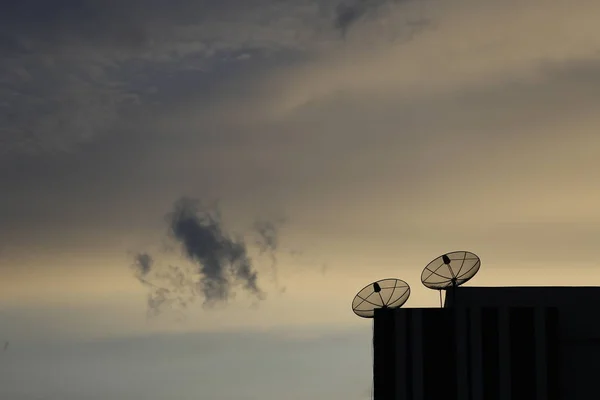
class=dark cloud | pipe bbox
[132,253,172,314]
[0,0,328,156]
[335,1,370,35]
[0,0,256,53]
[0,0,326,55]
[168,197,263,303]
[132,252,196,316]
[334,0,389,35]
[333,0,422,37]
[132,197,282,314]
[0,1,149,53]
[132,253,153,278]
[0,0,429,156]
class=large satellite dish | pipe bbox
[421,251,480,307]
[352,278,411,318]
[421,251,481,290]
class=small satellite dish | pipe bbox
[421,251,481,290]
[352,278,411,318]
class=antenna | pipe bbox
[421,251,481,307]
[352,278,411,318]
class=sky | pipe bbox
[2,0,600,398]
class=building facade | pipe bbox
[373,287,600,400]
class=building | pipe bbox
[373,286,600,400]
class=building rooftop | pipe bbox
[445,286,600,308]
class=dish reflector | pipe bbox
[352,278,411,318]
[421,251,481,290]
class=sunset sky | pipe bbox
[2,0,600,399]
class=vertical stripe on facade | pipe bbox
[498,307,512,400]
[481,307,500,400]
[422,309,457,400]
[455,307,470,400]
[470,307,484,400]
[509,307,536,399]
[534,307,548,400]
[411,309,424,400]
[394,310,409,400]
[546,308,560,400]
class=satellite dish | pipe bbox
[352,278,411,318]
[421,251,481,290]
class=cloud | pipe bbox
[131,198,290,314]
[168,197,263,303]
[253,218,288,292]
[5,0,600,328]
[131,252,193,316]
[0,0,436,156]
[334,0,389,35]
[0,0,333,156]
[5,0,598,157]
[334,1,371,35]
[257,0,600,119]
[254,218,284,268]
[333,0,428,40]
[132,253,153,278]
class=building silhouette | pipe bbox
[373,286,600,400]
